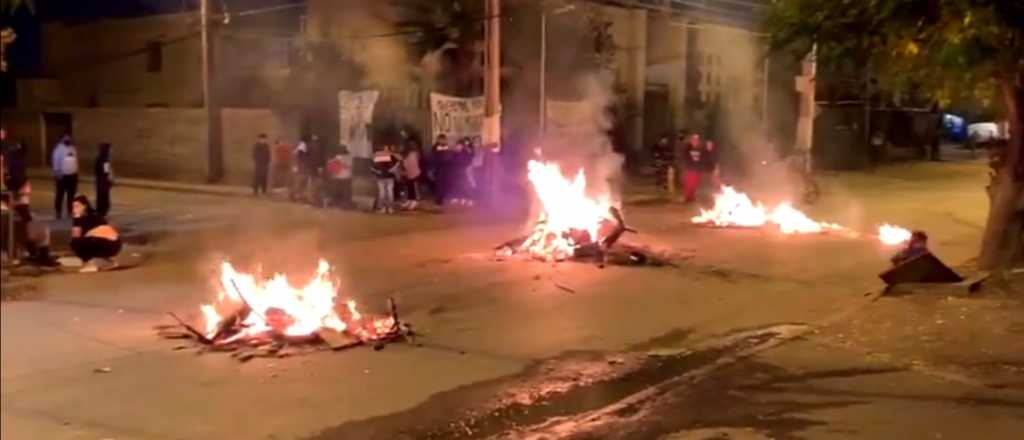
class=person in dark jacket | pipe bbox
[252,134,271,196]
[651,132,674,192]
[3,137,28,194]
[450,138,475,206]
[94,143,114,217]
[431,134,453,206]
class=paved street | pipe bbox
[2,159,1022,439]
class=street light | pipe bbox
[539,3,576,137]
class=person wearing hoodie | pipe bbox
[290,137,313,202]
[431,134,453,206]
[51,135,79,219]
[372,145,401,214]
[94,143,115,217]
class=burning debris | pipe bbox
[497,161,656,266]
[692,186,845,234]
[158,260,410,359]
[694,186,912,245]
[878,224,913,246]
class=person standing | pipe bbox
[400,140,423,210]
[681,134,719,203]
[3,136,28,195]
[651,133,674,192]
[324,145,354,209]
[94,143,114,217]
[290,137,312,202]
[252,134,271,196]
[51,135,79,219]
[372,145,401,214]
[431,134,453,206]
[271,138,291,189]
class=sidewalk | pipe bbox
[27,169,257,198]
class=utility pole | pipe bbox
[201,0,224,182]
[539,10,546,138]
[484,0,501,198]
[539,4,575,140]
[795,44,817,173]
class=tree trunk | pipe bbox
[978,80,1024,270]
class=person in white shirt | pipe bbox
[51,135,79,219]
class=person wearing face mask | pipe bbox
[51,134,79,219]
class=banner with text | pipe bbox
[430,93,484,143]
[338,90,379,158]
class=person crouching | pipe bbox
[70,195,122,272]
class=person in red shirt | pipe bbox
[682,134,720,203]
[323,145,354,209]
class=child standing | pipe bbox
[372,145,401,214]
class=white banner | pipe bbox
[338,90,379,158]
[430,93,484,143]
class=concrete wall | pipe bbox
[60,108,209,181]
[3,108,299,184]
[41,15,204,107]
[221,108,301,184]
[36,13,298,109]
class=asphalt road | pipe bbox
[2,160,1022,439]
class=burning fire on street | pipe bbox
[157,260,410,360]
[693,186,912,245]
[496,161,669,266]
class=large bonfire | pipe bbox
[159,260,407,357]
[499,160,630,262]
[693,186,911,245]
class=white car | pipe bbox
[967,122,1003,143]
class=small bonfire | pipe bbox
[157,260,410,361]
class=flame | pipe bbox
[878,224,912,246]
[691,186,768,228]
[519,161,613,260]
[199,260,394,343]
[693,186,847,235]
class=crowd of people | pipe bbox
[2,128,123,272]
[651,130,721,203]
[252,132,488,214]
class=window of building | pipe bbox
[146,41,163,73]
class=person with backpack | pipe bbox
[51,135,79,219]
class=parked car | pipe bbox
[967,122,1004,143]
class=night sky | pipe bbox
[1,0,301,104]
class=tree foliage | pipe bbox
[767,0,1024,268]
[1,0,33,15]
[766,0,1023,109]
